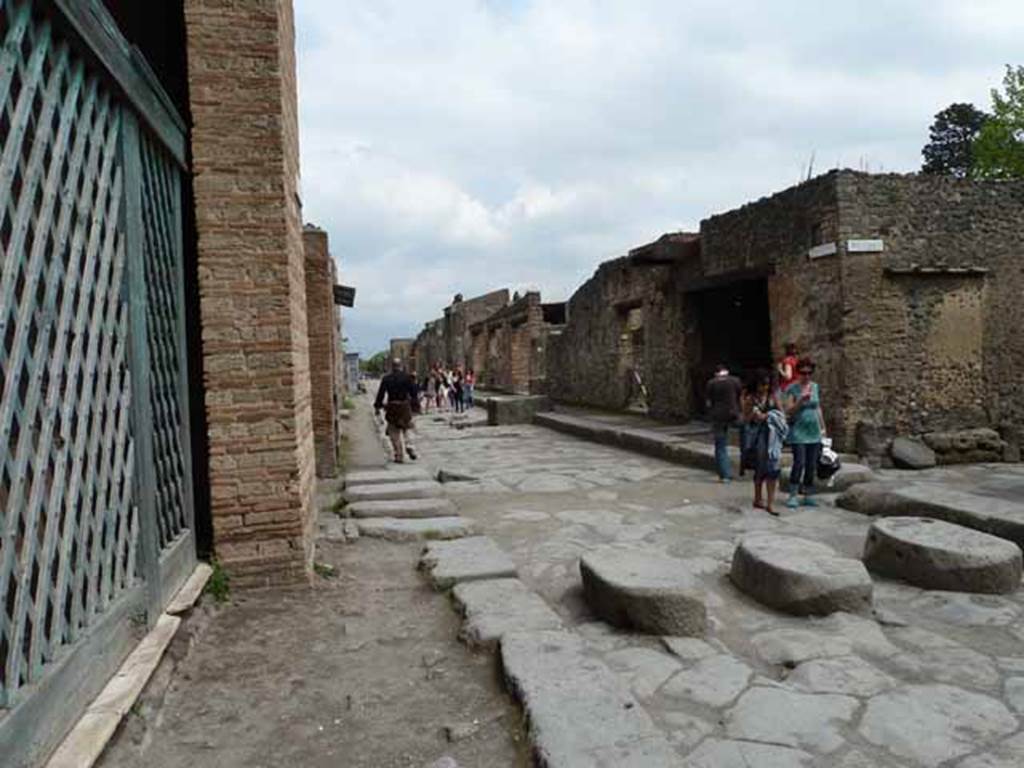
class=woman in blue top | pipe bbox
[783,358,826,509]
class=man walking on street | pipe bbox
[706,363,744,483]
[374,359,419,463]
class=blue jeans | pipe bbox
[790,442,822,494]
[712,421,745,480]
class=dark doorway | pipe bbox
[691,279,772,409]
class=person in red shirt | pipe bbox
[777,342,800,390]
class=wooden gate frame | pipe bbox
[0,2,195,764]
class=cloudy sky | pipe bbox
[294,0,1023,356]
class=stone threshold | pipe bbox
[45,564,213,768]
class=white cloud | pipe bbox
[295,0,1024,355]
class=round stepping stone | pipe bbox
[579,548,707,636]
[730,535,872,616]
[863,516,1022,594]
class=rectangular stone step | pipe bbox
[838,481,1024,548]
[501,630,679,766]
[355,516,476,542]
[452,578,563,648]
[420,536,517,589]
[344,467,432,486]
[343,480,442,503]
[347,498,456,519]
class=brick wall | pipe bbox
[185,0,315,586]
[304,226,340,478]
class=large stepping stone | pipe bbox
[891,436,937,469]
[344,467,432,486]
[420,536,517,589]
[730,535,872,616]
[579,547,707,636]
[346,498,456,519]
[839,481,1024,548]
[452,578,563,647]
[355,516,475,542]
[343,480,442,503]
[863,516,1022,594]
[500,630,680,766]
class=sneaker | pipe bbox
[406,446,418,461]
[801,496,818,507]
[785,494,800,509]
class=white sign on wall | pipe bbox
[808,242,838,260]
[847,239,884,253]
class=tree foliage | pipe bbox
[360,351,388,376]
[921,102,989,177]
[973,65,1024,179]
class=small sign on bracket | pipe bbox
[333,285,356,307]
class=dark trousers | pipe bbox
[789,442,822,494]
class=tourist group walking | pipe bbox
[420,363,475,414]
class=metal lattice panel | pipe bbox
[139,132,187,552]
[0,0,135,707]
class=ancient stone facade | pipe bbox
[468,292,566,394]
[186,0,316,586]
[412,290,509,377]
[304,226,344,479]
[547,171,1024,457]
[546,234,698,417]
[389,338,415,370]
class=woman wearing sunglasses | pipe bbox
[783,357,827,509]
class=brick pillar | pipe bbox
[303,226,340,478]
[185,0,316,586]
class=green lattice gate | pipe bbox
[0,1,195,763]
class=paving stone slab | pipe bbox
[420,536,518,589]
[580,547,707,636]
[958,732,1024,768]
[725,686,859,753]
[682,738,814,768]
[863,516,1022,594]
[860,684,1018,765]
[785,655,895,697]
[838,481,1024,548]
[346,497,457,519]
[500,630,680,767]
[343,480,443,503]
[662,653,753,707]
[344,467,432,486]
[451,578,563,648]
[355,517,476,542]
[730,534,873,616]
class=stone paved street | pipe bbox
[406,399,1024,767]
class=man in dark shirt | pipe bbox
[706,364,744,482]
[374,360,419,462]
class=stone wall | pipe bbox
[834,172,1024,452]
[304,226,340,479]
[186,0,315,586]
[546,234,698,419]
[470,292,564,394]
[412,289,509,378]
[389,338,414,369]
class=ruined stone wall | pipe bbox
[700,174,846,441]
[303,228,340,478]
[389,338,414,370]
[546,252,694,418]
[412,320,444,380]
[445,289,509,370]
[186,0,315,586]
[833,172,1024,449]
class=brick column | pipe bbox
[303,226,340,478]
[185,0,316,586]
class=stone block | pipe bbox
[500,630,679,766]
[729,535,873,616]
[890,436,937,469]
[863,517,1022,594]
[344,467,432,486]
[451,578,563,647]
[346,498,456,519]
[420,536,518,589]
[485,395,552,425]
[355,517,476,542]
[342,480,442,503]
[579,547,707,636]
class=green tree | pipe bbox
[921,102,989,177]
[360,351,388,376]
[973,65,1024,179]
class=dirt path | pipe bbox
[98,394,528,768]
